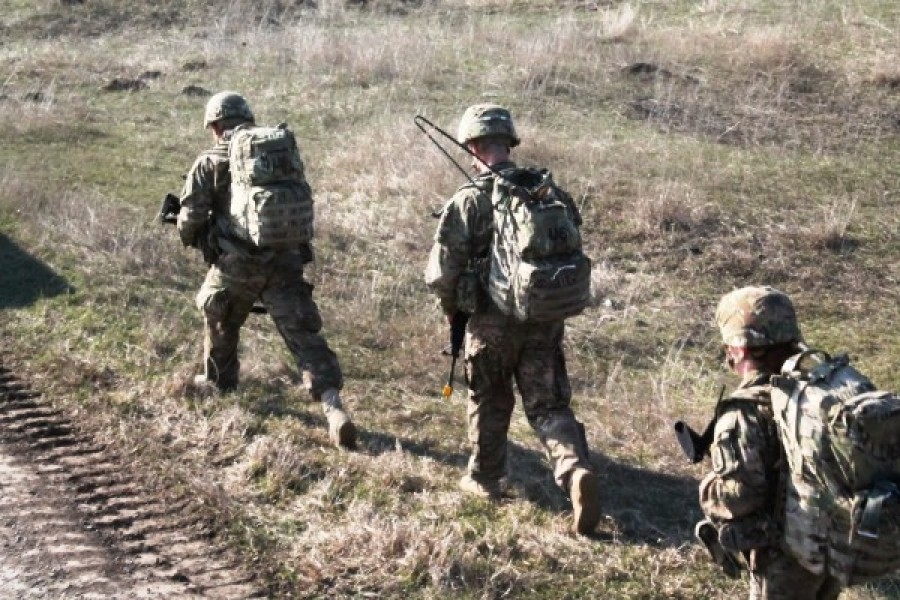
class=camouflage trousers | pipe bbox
[463,310,591,492]
[748,548,843,600]
[195,248,342,395]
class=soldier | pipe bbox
[176,91,356,449]
[698,286,843,599]
[424,104,601,535]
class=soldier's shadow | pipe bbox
[357,428,471,469]
[245,393,699,548]
[0,232,72,308]
[357,425,698,548]
[245,393,475,467]
[510,448,700,547]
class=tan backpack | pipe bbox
[770,349,900,585]
[486,167,591,322]
[228,123,314,250]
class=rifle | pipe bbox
[157,192,266,315]
[678,388,746,578]
[441,311,469,398]
[158,192,181,224]
[673,385,725,464]
[695,519,742,579]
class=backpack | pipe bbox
[228,123,314,250]
[770,349,900,585]
[486,167,591,322]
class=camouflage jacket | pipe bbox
[176,135,232,248]
[423,161,516,316]
[699,371,783,550]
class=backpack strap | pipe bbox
[718,377,771,409]
[781,349,830,375]
[781,349,851,385]
[723,387,771,405]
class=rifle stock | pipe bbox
[674,419,716,464]
[158,192,180,224]
[674,385,725,464]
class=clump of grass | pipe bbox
[868,51,900,88]
[626,181,720,237]
[599,3,638,43]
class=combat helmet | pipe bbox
[457,103,520,147]
[203,91,254,128]
[715,286,802,348]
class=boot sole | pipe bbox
[331,421,357,449]
[572,470,601,535]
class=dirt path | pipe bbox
[0,367,264,599]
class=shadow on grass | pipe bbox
[592,452,700,545]
[360,424,699,548]
[0,232,72,308]
[357,428,470,468]
[244,391,471,467]
[506,444,700,547]
[246,390,700,548]
[246,391,322,430]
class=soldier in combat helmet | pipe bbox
[698,286,843,599]
[424,104,601,535]
[176,90,356,449]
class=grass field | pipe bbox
[1,0,899,597]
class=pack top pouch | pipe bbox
[228,123,314,250]
[486,167,591,322]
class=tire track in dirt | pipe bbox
[0,366,265,599]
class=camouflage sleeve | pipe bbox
[423,188,479,315]
[699,400,779,522]
[176,153,216,247]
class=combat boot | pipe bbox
[570,468,601,535]
[192,374,236,393]
[458,475,502,500]
[321,388,357,449]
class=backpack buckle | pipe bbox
[855,480,899,540]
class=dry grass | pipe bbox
[1,0,900,598]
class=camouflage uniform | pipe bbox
[698,374,842,599]
[424,160,592,495]
[178,138,341,395]
[176,92,352,448]
[698,287,843,599]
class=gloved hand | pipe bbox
[194,224,221,265]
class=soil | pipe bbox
[0,367,265,599]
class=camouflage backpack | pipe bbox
[228,123,314,250]
[486,167,591,322]
[770,349,900,585]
